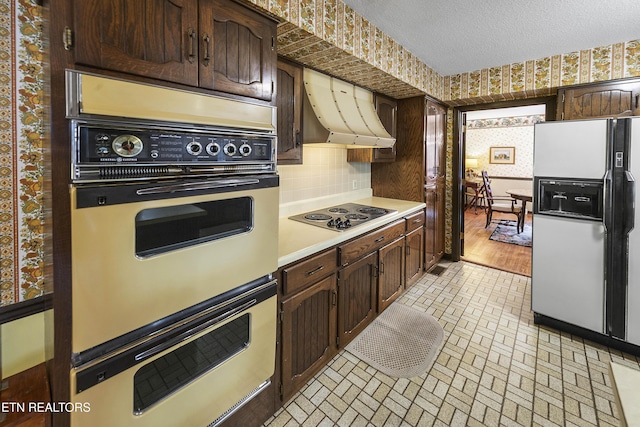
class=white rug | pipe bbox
[345,303,444,378]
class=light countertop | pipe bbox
[278,196,426,267]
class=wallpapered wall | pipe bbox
[2,0,640,306]
[0,0,44,307]
[466,115,545,179]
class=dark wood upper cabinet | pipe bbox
[73,0,276,101]
[74,0,200,86]
[557,79,640,120]
[276,58,303,164]
[199,0,276,101]
[347,93,397,163]
[425,99,446,185]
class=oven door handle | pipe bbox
[134,299,257,362]
[136,178,261,195]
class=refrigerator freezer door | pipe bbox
[534,120,609,179]
[532,215,605,334]
[626,118,640,345]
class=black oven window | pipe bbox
[135,197,253,257]
[133,313,250,414]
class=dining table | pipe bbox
[506,188,533,232]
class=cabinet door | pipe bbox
[405,226,424,288]
[424,186,437,271]
[74,0,199,86]
[337,252,377,347]
[281,274,337,402]
[276,58,303,164]
[199,0,276,101]
[425,99,446,185]
[347,93,397,163]
[558,80,640,120]
[378,237,405,312]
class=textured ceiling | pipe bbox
[340,0,640,76]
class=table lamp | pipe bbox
[465,158,478,179]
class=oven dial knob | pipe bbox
[239,144,252,157]
[223,143,237,156]
[96,146,109,156]
[112,135,143,157]
[186,141,202,156]
[206,142,220,156]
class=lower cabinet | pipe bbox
[377,237,405,312]
[280,273,337,402]
[405,226,424,287]
[337,251,378,347]
[277,210,426,406]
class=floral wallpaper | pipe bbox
[444,40,640,105]
[0,0,45,307]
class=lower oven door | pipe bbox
[70,279,276,427]
[70,175,278,354]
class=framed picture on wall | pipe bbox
[489,146,515,164]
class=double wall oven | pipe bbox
[65,71,279,426]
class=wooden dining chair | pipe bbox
[481,171,524,233]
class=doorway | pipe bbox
[452,97,556,276]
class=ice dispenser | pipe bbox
[534,178,604,220]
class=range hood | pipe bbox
[302,68,395,148]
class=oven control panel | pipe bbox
[72,121,277,182]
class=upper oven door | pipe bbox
[70,175,279,354]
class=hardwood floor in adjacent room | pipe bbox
[461,207,532,276]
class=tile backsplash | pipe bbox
[278,145,371,205]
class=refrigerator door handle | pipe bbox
[603,171,613,232]
[624,171,636,235]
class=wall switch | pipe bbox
[352,180,358,189]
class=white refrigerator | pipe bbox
[532,118,640,346]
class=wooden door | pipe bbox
[557,79,640,120]
[280,274,337,402]
[435,181,446,261]
[74,0,199,86]
[276,58,303,164]
[199,0,276,100]
[405,226,424,288]
[377,237,405,312]
[337,252,377,347]
[424,185,437,271]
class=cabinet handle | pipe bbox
[380,262,384,274]
[295,129,301,147]
[406,245,410,256]
[202,32,211,66]
[412,218,422,224]
[332,290,337,306]
[636,94,639,109]
[375,236,385,243]
[305,265,324,276]
[187,28,196,63]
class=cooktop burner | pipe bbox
[289,203,397,232]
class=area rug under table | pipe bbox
[488,219,532,247]
[345,303,444,378]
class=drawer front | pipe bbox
[282,249,337,295]
[339,220,405,266]
[405,210,425,232]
